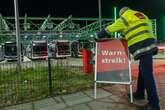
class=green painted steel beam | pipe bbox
[0,14,10,31]
[53,15,74,32]
[4,16,112,21]
[39,15,51,31]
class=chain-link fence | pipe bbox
[0,58,94,107]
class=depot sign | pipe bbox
[96,39,131,83]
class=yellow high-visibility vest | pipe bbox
[105,9,155,47]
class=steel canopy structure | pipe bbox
[0,15,113,43]
[0,14,157,43]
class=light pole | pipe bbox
[14,0,22,71]
[98,0,102,31]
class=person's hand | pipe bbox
[94,28,113,42]
[96,29,108,39]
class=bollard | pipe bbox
[82,49,93,73]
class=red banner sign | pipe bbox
[96,39,131,82]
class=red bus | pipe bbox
[49,40,71,58]
[26,40,48,60]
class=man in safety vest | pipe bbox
[96,7,160,110]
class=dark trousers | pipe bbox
[136,53,160,109]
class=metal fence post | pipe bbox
[48,57,53,96]
[14,0,22,72]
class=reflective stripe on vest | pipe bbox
[124,23,149,35]
[127,30,152,41]
[132,44,156,57]
[121,16,129,27]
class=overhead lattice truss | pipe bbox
[0,14,157,42]
[77,19,113,39]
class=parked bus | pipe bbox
[49,40,71,58]
[4,42,23,61]
[26,40,48,60]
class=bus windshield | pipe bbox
[4,44,17,56]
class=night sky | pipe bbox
[0,0,165,18]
